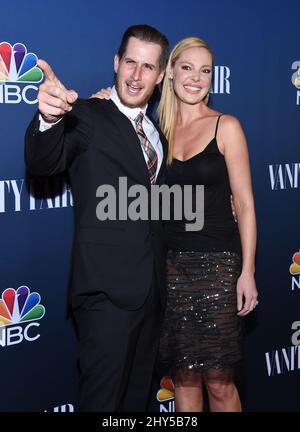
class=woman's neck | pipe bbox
[177,100,209,127]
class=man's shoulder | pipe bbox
[76,97,116,113]
[69,98,118,127]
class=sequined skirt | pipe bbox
[159,250,243,378]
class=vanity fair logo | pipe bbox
[268,162,300,190]
[291,61,300,106]
[211,66,231,95]
[0,42,43,104]
[0,178,73,213]
[265,321,300,377]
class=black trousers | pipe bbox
[73,272,164,412]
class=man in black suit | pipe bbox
[25,25,169,411]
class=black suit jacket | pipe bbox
[25,98,168,310]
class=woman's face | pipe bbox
[170,46,213,105]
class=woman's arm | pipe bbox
[218,115,258,316]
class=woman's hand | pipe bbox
[90,87,112,99]
[236,272,258,316]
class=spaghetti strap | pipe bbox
[214,114,223,139]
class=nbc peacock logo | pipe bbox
[291,61,300,106]
[0,42,43,104]
[290,252,300,275]
[290,251,300,291]
[0,285,46,347]
[0,42,43,83]
[156,376,175,412]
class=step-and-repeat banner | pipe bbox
[1,0,299,412]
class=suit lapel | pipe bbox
[99,100,168,187]
[156,131,168,185]
[101,100,151,187]
[147,113,168,185]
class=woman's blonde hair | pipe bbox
[157,37,214,164]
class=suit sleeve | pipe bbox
[24,99,94,176]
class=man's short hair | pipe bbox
[117,24,169,70]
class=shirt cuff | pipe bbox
[39,114,62,132]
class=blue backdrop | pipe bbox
[1,0,299,412]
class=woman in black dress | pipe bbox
[157,37,258,412]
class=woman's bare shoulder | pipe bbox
[219,114,242,130]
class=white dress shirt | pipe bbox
[39,85,163,181]
[110,86,163,179]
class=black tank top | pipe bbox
[164,115,242,254]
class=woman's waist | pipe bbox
[164,225,241,252]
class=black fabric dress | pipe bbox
[159,115,243,384]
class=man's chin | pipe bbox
[117,89,148,109]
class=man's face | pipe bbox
[114,37,165,108]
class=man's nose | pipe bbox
[131,65,142,81]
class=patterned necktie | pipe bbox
[135,112,158,184]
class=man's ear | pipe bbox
[156,69,165,85]
[114,55,120,74]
